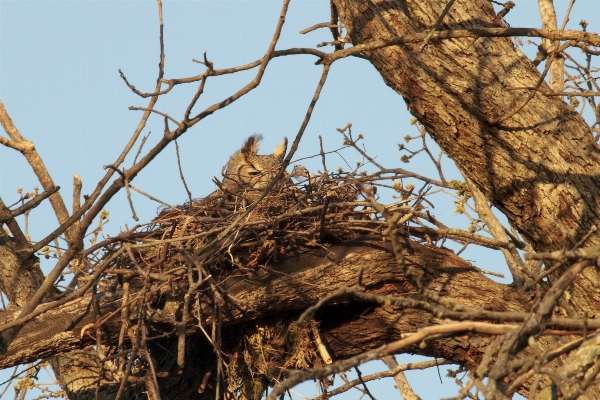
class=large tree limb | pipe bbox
[0,236,541,371]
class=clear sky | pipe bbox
[0,0,597,398]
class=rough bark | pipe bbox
[0,231,48,308]
[333,0,598,254]
[332,0,600,396]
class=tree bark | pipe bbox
[334,0,598,253]
[332,0,600,396]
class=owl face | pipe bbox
[234,155,279,188]
[222,135,288,191]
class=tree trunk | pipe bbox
[333,0,598,253]
[333,0,600,396]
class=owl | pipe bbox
[221,135,288,198]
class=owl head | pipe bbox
[222,135,288,192]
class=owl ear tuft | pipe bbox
[273,137,288,161]
[241,134,262,157]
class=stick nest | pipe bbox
[132,173,391,278]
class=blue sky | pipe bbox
[0,0,598,398]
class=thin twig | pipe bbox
[175,139,193,205]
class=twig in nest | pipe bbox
[318,196,331,241]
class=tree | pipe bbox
[0,0,599,399]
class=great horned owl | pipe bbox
[221,135,288,197]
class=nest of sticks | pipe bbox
[129,172,404,279]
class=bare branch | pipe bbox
[268,321,557,400]
[320,27,600,65]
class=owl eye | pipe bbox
[247,170,262,176]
